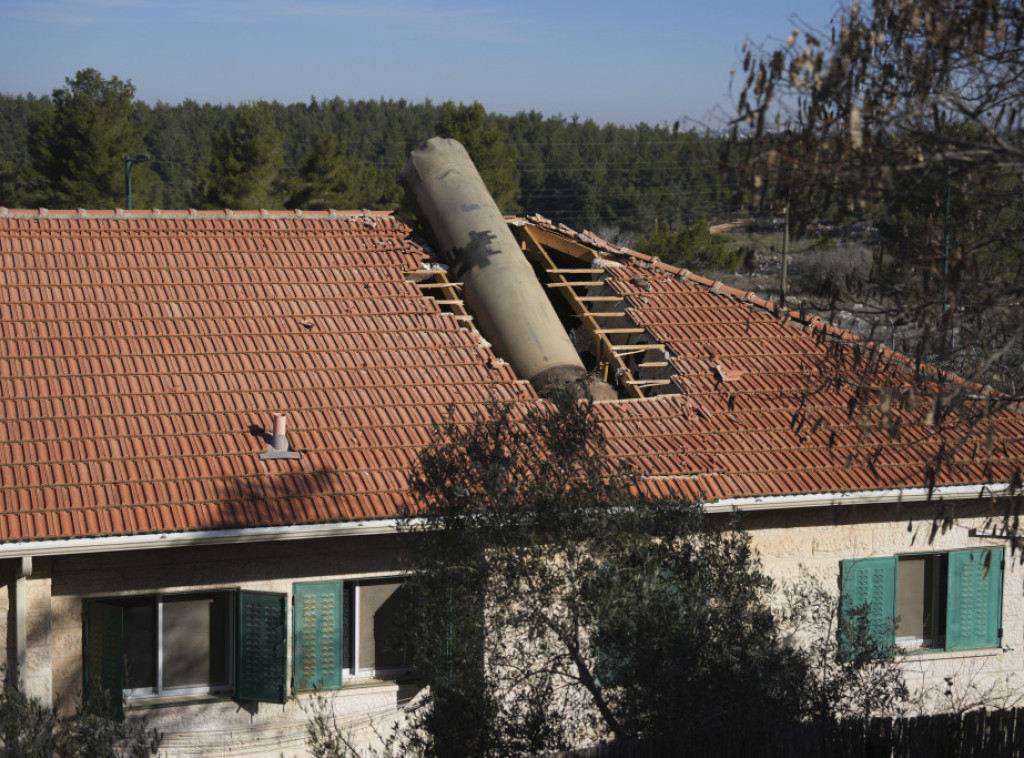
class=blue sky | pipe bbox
[0,0,840,127]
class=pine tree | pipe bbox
[28,69,146,209]
[284,133,368,210]
[435,101,520,213]
[204,102,285,209]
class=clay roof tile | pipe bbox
[2,211,1023,542]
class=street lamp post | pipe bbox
[124,153,151,210]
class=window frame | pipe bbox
[349,577,417,679]
[292,576,415,693]
[83,588,287,714]
[120,591,236,699]
[840,547,1004,657]
[893,553,947,650]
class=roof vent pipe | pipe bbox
[260,413,302,460]
[400,137,615,400]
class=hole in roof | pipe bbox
[409,224,683,401]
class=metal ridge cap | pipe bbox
[703,481,1016,513]
[0,517,420,559]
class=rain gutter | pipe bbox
[0,483,1015,560]
[702,482,1016,514]
[0,517,418,559]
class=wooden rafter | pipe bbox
[512,225,647,399]
[406,268,477,332]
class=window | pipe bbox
[895,554,946,648]
[293,578,415,691]
[840,548,1003,655]
[84,590,286,717]
[121,592,233,697]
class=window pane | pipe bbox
[208,593,231,687]
[896,555,945,646]
[357,581,413,672]
[123,601,156,691]
[163,594,231,690]
[343,583,354,673]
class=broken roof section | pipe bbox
[400,137,616,401]
[521,214,1024,504]
[0,206,1022,544]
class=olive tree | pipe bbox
[735,0,1024,394]
[398,387,824,756]
[303,385,907,756]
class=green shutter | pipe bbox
[293,582,343,691]
[237,590,287,703]
[840,557,896,657]
[82,599,124,720]
[946,548,1003,651]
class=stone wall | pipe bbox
[25,569,53,706]
[0,559,54,704]
[740,497,1024,712]
[38,533,415,757]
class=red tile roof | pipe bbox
[1,208,1022,544]
[0,209,531,542]
[529,218,1024,504]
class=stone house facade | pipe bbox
[1,533,417,756]
[744,499,1021,712]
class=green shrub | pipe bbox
[636,219,743,271]
[0,667,162,758]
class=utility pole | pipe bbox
[944,163,952,279]
[780,203,789,309]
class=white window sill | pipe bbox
[896,646,1004,662]
[126,692,235,710]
